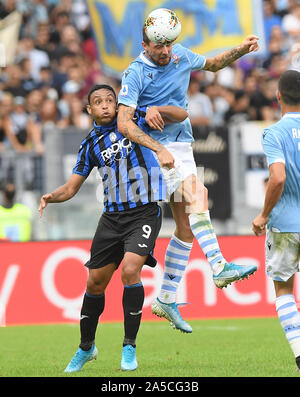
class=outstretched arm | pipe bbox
[39,174,85,217]
[252,162,286,236]
[117,104,175,169]
[203,35,259,72]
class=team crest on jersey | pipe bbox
[109,132,117,143]
[172,54,179,66]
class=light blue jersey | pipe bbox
[262,112,300,232]
[118,43,206,145]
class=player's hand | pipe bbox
[252,213,268,236]
[39,193,53,218]
[145,106,165,132]
[239,35,259,55]
[156,147,175,169]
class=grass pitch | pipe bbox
[0,317,299,378]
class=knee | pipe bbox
[121,261,141,286]
[194,180,208,202]
[86,276,106,295]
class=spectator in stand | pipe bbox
[187,76,213,127]
[17,36,50,83]
[264,0,282,44]
[3,96,31,152]
[57,80,81,121]
[38,97,69,128]
[224,90,251,123]
[48,9,71,52]
[51,23,82,61]
[3,65,27,98]
[250,77,280,121]
[0,92,14,153]
[204,82,232,126]
[244,75,260,120]
[18,0,49,39]
[69,97,91,129]
[51,50,76,95]
[66,63,87,98]
[34,22,55,59]
[0,183,32,242]
[282,2,300,43]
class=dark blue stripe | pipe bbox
[124,282,143,288]
[86,291,104,299]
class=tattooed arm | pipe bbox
[117,104,175,169]
[203,35,259,72]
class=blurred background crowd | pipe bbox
[0,0,300,241]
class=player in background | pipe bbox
[117,9,259,333]
[39,84,188,372]
[253,70,300,370]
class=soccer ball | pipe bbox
[144,8,181,45]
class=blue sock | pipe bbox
[158,234,192,304]
[276,294,300,358]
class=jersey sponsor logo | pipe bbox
[101,137,133,165]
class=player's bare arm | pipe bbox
[252,162,286,235]
[203,35,259,72]
[39,174,85,218]
[117,104,175,169]
[146,105,188,131]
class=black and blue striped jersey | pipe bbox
[72,106,166,212]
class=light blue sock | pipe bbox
[276,294,300,358]
[158,234,192,304]
[189,211,226,274]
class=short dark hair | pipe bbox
[142,26,150,44]
[87,84,116,104]
[278,70,300,106]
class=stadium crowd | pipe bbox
[0,0,300,174]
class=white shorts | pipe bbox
[265,229,300,282]
[158,142,198,198]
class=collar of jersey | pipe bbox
[282,112,300,119]
[93,119,117,135]
[139,51,158,67]
[139,51,175,69]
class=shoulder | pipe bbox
[173,43,185,53]
[78,129,96,152]
[122,58,143,78]
[262,122,284,146]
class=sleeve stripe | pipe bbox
[271,158,286,164]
